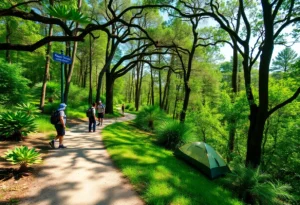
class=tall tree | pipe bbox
[188,0,300,168]
[40,0,54,111]
[271,47,298,73]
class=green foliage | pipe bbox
[31,81,60,101]
[125,103,135,111]
[3,146,42,172]
[221,159,293,204]
[0,111,37,140]
[67,83,89,108]
[0,59,30,105]
[155,119,194,150]
[271,47,298,72]
[16,103,40,117]
[103,121,242,205]
[34,115,56,133]
[134,106,166,131]
[43,102,60,115]
[45,4,90,24]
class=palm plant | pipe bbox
[3,146,42,172]
[0,111,37,140]
[221,159,293,204]
[45,4,90,24]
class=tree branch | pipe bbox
[267,87,300,118]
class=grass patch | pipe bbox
[102,122,242,205]
[34,115,55,133]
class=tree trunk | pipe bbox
[227,37,238,161]
[106,71,114,113]
[5,19,12,64]
[88,34,93,104]
[40,23,53,111]
[150,68,154,105]
[162,68,172,111]
[135,62,143,111]
[179,84,191,122]
[245,1,273,168]
[96,68,105,102]
[158,54,162,109]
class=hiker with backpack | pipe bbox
[97,101,105,126]
[49,103,67,149]
[87,102,97,132]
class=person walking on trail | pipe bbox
[97,101,105,126]
[88,102,97,132]
[49,103,67,149]
[121,104,125,116]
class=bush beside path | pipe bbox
[20,113,144,205]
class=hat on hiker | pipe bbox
[58,103,67,111]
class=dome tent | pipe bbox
[174,142,230,179]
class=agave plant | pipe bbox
[16,103,39,117]
[3,146,42,172]
[0,111,37,140]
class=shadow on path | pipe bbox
[19,113,144,205]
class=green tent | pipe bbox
[175,142,230,179]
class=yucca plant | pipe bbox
[0,111,37,140]
[16,103,39,117]
[3,146,42,172]
[156,120,194,150]
[221,159,293,204]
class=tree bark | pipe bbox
[162,68,172,111]
[88,34,93,104]
[150,68,154,105]
[106,71,114,113]
[246,1,273,168]
[5,19,12,64]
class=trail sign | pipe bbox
[53,52,72,64]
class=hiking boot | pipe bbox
[58,145,67,149]
[49,140,55,148]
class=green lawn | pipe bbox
[102,122,243,205]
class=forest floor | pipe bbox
[0,114,143,205]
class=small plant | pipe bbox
[221,159,294,204]
[3,146,42,172]
[0,111,37,140]
[156,120,194,150]
[134,106,166,131]
[16,103,39,116]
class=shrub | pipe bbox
[43,102,60,115]
[125,103,135,111]
[221,159,294,204]
[155,120,194,150]
[134,106,166,131]
[0,111,37,141]
[3,146,42,172]
[0,59,30,105]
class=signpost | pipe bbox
[53,51,72,103]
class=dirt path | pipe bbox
[20,113,144,205]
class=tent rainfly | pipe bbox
[175,142,230,179]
